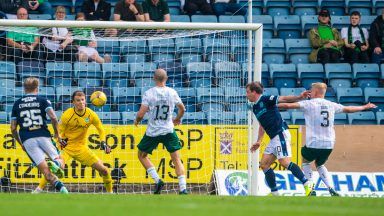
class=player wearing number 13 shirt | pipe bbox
[279,82,376,196]
[134,69,187,195]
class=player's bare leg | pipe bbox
[260,154,279,195]
[170,150,187,194]
[36,161,68,194]
[279,157,315,196]
[138,150,164,194]
[92,160,113,193]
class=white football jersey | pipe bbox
[142,86,182,137]
[298,98,344,149]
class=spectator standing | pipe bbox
[341,11,369,63]
[309,9,344,64]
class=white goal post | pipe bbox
[0,19,262,195]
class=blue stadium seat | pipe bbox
[73,62,103,79]
[0,79,16,89]
[238,0,263,15]
[191,15,217,23]
[270,64,297,89]
[66,14,76,20]
[38,87,56,103]
[264,87,279,96]
[203,37,231,54]
[180,53,203,64]
[214,62,242,78]
[158,62,185,79]
[229,104,248,112]
[297,64,325,89]
[280,87,306,96]
[148,38,175,53]
[376,112,384,125]
[219,15,245,23]
[274,15,301,39]
[169,7,181,15]
[176,37,203,57]
[201,102,226,112]
[46,62,72,77]
[190,79,212,88]
[114,87,141,104]
[325,87,337,102]
[352,64,380,88]
[17,61,45,82]
[121,112,136,124]
[135,78,155,88]
[241,63,268,86]
[232,38,251,63]
[0,112,7,123]
[102,63,130,80]
[336,87,364,105]
[171,15,190,22]
[207,112,235,124]
[252,15,274,38]
[325,63,353,88]
[97,39,120,54]
[118,104,139,112]
[174,88,197,112]
[182,112,207,124]
[218,79,242,87]
[120,40,147,54]
[207,53,230,64]
[264,0,291,16]
[319,0,346,16]
[196,87,224,103]
[292,0,318,16]
[29,14,52,20]
[263,39,285,64]
[291,111,305,125]
[364,88,384,105]
[348,111,376,125]
[280,111,292,124]
[332,16,350,30]
[373,0,384,15]
[0,61,16,79]
[89,104,112,112]
[130,62,157,78]
[105,79,129,88]
[186,63,213,87]
[334,113,348,125]
[225,87,246,104]
[346,0,372,15]
[123,54,147,63]
[78,79,102,88]
[55,86,83,102]
[235,111,247,124]
[360,16,376,29]
[97,112,121,124]
[301,15,318,36]
[285,39,311,64]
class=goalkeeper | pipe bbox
[33,90,113,193]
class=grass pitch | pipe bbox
[0,194,383,216]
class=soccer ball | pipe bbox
[90,91,107,107]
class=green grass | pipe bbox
[0,194,383,216]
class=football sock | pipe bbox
[317,165,332,189]
[102,172,113,193]
[178,175,187,191]
[147,167,160,184]
[288,162,308,184]
[302,162,313,182]
[263,168,277,192]
[38,177,48,190]
[54,180,64,191]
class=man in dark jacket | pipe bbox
[82,0,111,21]
[0,0,28,15]
[369,9,384,64]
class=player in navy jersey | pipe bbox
[10,77,68,194]
[246,81,314,196]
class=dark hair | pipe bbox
[72,90,86,102]
[350,11,361,17]
[246,81,263,94]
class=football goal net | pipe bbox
[0,19,262,195]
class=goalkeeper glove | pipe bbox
[59,138,68,149]
[100,141,111,154]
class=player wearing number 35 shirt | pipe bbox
[10,77,68,193]
[134,69,187,195]
[279,82,376,196]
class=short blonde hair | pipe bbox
[24,77,39,93]
[311,82,327,94]
[56,6,66,14]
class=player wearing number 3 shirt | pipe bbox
[279,82,376,196]
[134,69,187,195]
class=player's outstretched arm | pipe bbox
[342,102,377,113]
[10,120,23,148]
[278,102,300,110]
[134,104,149,127]
[173,103,185,126]
[278,90,311,103]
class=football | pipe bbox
[90,91,107,107]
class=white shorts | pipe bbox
[23,137,60,166]
[264,129,292,159]
[78,46,98,57]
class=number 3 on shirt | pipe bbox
[154,105,170,120]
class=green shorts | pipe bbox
[301,146,333,167]
[137,131,181,154]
